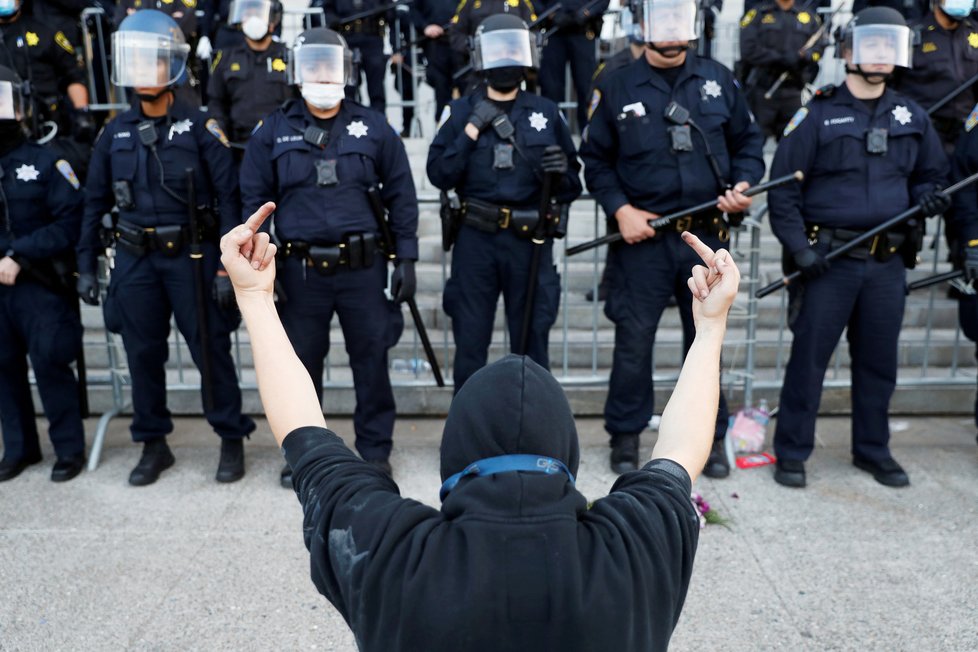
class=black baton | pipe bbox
[186,168,215,412]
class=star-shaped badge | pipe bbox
[702,80,722,99]
[529,112,548,132]
[168,118,192,140]
[892,105,912,126]
[15,164,40,182]
[347,120,369,138]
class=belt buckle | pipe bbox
[675,215,692,233]
[499,207,511,230]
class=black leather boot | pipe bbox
[128,438,175,486]
[0,453,42,482]
[702,439,730,479]
[216,438,245,483]
[610,434,640,475]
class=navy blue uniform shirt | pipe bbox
[1,138,82,261]
[951,124,978,243]
[78,99,241,274]
[768,83,948,255]
[580,54,765,219]
[240,99,419,260]
[426,89,582,206]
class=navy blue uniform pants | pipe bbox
[958,293,978,428]
[774,251,907,462]
[443,225,561,392]
[277,256,403,461]
[346,34,387,113]
[603,229,730,439]
[539,32,598,130]
[106,245,255,443]
[0,281,85,461]
[425,40,455,120]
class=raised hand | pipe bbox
[219,202,278,297]
[682,231,741,325]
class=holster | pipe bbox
[150,224,187,257]
[114,220,148,257]
[899,219,924,269]
[440,190,462,252]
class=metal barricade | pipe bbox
[80,7,129,113]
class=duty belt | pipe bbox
[279,232,382,274]
[114,219,191,257]
[462,198,539,236]
[806,224,906,261]
[672,209,726,237]
[340,18,384,35]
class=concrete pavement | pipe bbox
[1,415,977,651]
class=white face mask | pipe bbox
[242,16,269,41]
[301,82,345,110]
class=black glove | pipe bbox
[919,189,951,217]
[212,274,237,312]
[390,259,416,304]
[468,100,501,132]
[792,247,830,280]
[726,211,745,228]
[76,272,99,305]
[73,109,97,144]
[964,243,978,282]
[540,145,568,175]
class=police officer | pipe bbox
[415,0,457,119]
[580,0,764,476]
[0,0,93,145]
[428,14,581,391]
[0,65,86,482]
[207,0,293,148]
[768,7,949,488]
[538,0,608,129]
[739,0,824,140]
[240,27,418,483]
[116,0,199,40]
[891,0,978,153]
[950,109,978,444]
[76,10,256,486]
[311,0,390,113]
[448,0,537,75]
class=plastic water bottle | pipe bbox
[390,358,432,374]
[754,399,770,428]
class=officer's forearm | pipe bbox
[237,292,327,446]
[67,83,89,109]
[651,323,726,483]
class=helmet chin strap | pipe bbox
[136,88,174,103]
[845,64,889,85]
[646,43,689,58]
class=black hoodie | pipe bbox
[283,355,700,651]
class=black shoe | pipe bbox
[280,463,293,489]
[51,454,86,482]
[0,453,42,482]
[128,439,175,486]
[853,456,909,487]
[367,458,393,477]
[215,438,245,483]
[774,458,806,488]
[702,439,730,479]
[610,434,639,475]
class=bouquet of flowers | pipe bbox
[691,492,730,529]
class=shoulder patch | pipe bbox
[966,103,978,132]
[588,89,601,121]
[740,9,756,28]
[181,0,196,7]
[206,118,231,147]
[54,31,75,55]
[437,104,451,129]
[782,107,808,137]
[55,159,80,190]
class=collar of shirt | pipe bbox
[627,53,702,94]
[832,82,903,119]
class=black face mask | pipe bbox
[485,66,525,92]
[136,88,171,103]
[0,120,26,154]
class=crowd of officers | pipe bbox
[1,0,978,492]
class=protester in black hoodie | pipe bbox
[219,201,741,651]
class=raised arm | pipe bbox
[651,232,740,483]
[219,202,327,443]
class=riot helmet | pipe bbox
[839,7,913,69]
[632,0,699,47]
[111,10,191,89]
[290,28,352,110]
[228,0,283,40]
[471,14,539,92]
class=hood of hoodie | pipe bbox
[439,355,580,483]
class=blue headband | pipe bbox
[440,454,576,501]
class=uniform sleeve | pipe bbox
[206,51,232,133]
[11,157,83,260]
[47,28,87,90]
[239,117,278,222]
[378,126,420,260]
[951,129,978,243]
[199,119,243,234]
[725,76,766,186]
[586,458,700,633]
[78,130,115,275]
[768,104,819,254]
[553,109,583,204]
[448,0,471,56]
[739,10,784,68]
[282,426,441,623]
[907,112,950,204]
[425,99,477,191]
[580,85,630,219]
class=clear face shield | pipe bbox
[0,80,24,120]
[111,30,190,87]
[228,0,273,25]
[472,29,539,71]
[637,0,698,43]
[289,43,351,85]
[851,24,912,68]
